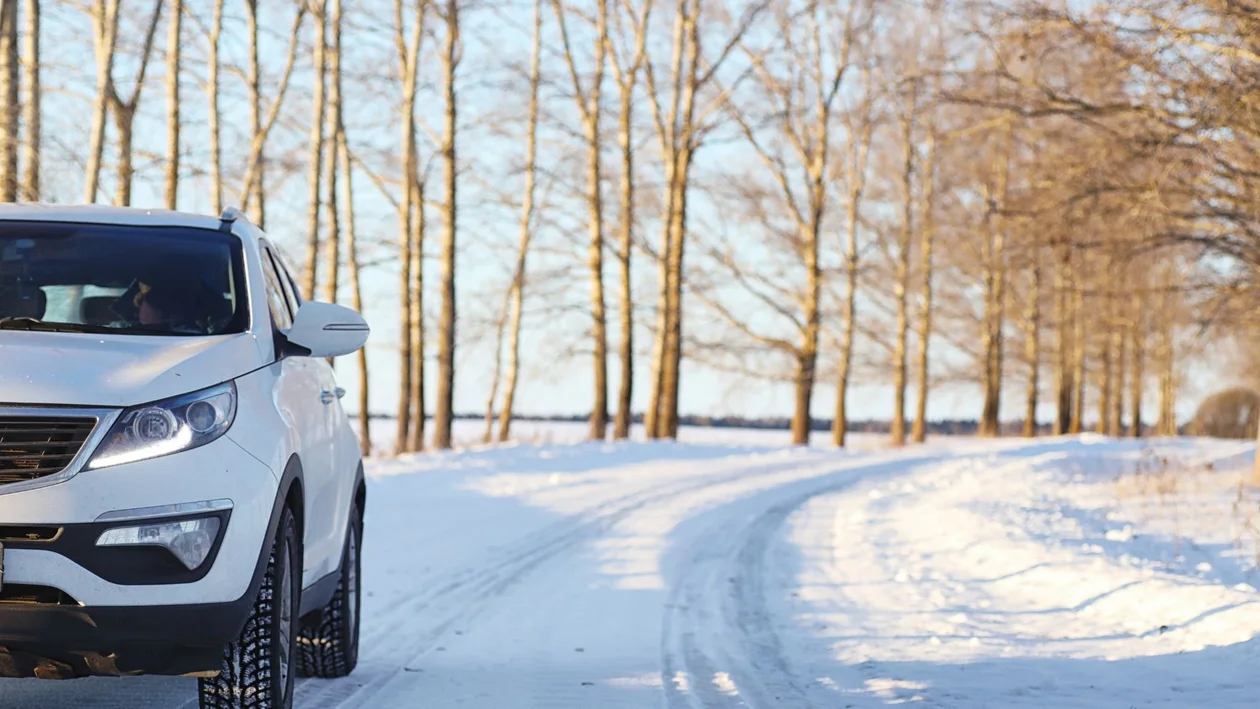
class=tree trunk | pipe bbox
[483,299,508,443]
[337,125,369,457]
[1096,327,1112,435]
[645,157,676,440]
[393,0,423,455]
[644,3,687,441]
[106,0,161,208]
[432,0,459,451]
[891,84,916,447]
[407,175,426,452]
[244,0,265,224]
[1022,260,1041,437]
[833,128,869,448]
[303,0,328,300]
[163,0,181,209]
[322,0,342,310]
[612,48,638,441]
[1053,249,1072,434]
[1129,292,1143,437]
[207,0,224,213]
[979,127,1011,438]
[660,150,691,439]
[1070,278,1086,433]
[1109,318,1125,436]
[85,0,121,203]
[912,130,937,444]
[499,0,542,443]
[659,8,700,441]
[0,0,19,203]
[112,107,134,206]
[792,218,821,446]
[585,0,609,441]
[18,0,37,201]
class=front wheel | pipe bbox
[200,506,301,709]
[297,503,362,678]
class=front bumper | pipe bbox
[0,596,252,678]
[0,435,278,606]
[0,435,281,677]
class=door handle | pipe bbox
[335,387,346,399]
[321,388,346,405]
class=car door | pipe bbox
[258,244,338,585]
[264,246,344,583]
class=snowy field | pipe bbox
[7,427,1260,707]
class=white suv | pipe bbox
[0,205,369,708]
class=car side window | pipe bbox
[270,252,303,316]
[259,247,294,330]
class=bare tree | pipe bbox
[107,0,164,207]
[336,125,369,456]
[322,0,343,309]
[1129,291,1144,437]
[85,0,122,203]
[832,67,874,448]
[553,0,611,440]
[977,117,1012,437]
[19,0,38,201]
[643,0,770,439]
[712,0,864,446]
[498,0,543,443]
[407,177,425,452]
[163,0,180,209]
[393,0,425,454]
[303,0,328,300]
[206,0,224,212]
[0,0,19,202]
[236,5,306,218]
[608,0,652,440]
[911,115,938,443]
[432,0,460,450]
[890,76,918,447]
[1021,256,1041,437]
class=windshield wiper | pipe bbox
[0,316,47,329]
[0,317,109,334]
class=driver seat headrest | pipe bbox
[0,286,46,320]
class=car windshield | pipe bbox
[0,221,247,337]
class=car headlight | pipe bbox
[87,382,237,470]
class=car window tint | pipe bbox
[269,250,302,315]
[259,248,294,330]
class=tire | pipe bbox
[296,503,362,678]
[200,506,301,709]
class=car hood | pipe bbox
[0,331,263,408]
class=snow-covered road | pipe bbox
[9,434,1260,707]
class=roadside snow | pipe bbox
[6,431,1260,707]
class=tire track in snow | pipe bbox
[661,456,938,709]
[298,452,848,708]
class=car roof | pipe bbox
[0,203,227,232]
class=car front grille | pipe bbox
[0,415,97,484]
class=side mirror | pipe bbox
[285,301,369,358]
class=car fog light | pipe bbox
[97,517,221,570]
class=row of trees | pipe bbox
[1,0,1252,454]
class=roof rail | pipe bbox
[218,206,243,233]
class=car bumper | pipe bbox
[0,597,252,678]
[0,435,278,606]
[0,435,281,677]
